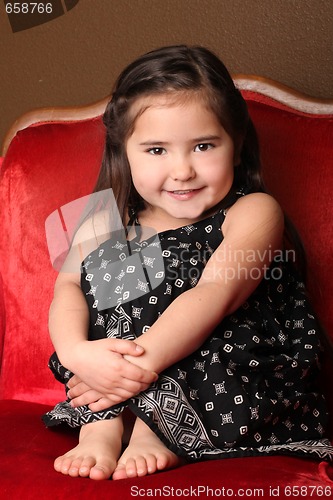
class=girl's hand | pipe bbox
[67,376,144,410]
[66,338,158,398]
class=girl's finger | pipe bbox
[70,390,104,407]
[118,359,158,384]
[67,374,81,389]
[105,338,145,356]
[88,395,128,411]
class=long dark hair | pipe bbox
[94,45,306,274]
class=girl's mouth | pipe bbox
[166,188,202,200]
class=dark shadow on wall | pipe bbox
[5,0,80,32]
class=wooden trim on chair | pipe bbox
[1,96,110,157]
[234,75,333,115]
[2,76,333,157]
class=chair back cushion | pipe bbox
[0,94,332,404]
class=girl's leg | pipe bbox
[112,416,184,480]
[54,415,123,480]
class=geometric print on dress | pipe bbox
[132,375,220,460]
[83,231,165,311]
[254,439,333,461]
[131,376,333,461]
[180,439,333,461]
[42,400,125,428]
[105,303,135,340]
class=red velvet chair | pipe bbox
[1,78,333,499]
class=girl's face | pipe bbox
[126,94,235,228]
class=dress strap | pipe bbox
[213,187,247,225]
[126,207,142,241]
[216,186,247,214]
[127,207,138,227]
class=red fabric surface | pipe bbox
[0,118,105,403]
[0,93,332,497]
[245,97,333,336]
[1,399,333,499]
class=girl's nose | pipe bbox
[171,157,195,181]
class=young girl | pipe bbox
[43,45,333,481]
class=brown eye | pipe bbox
[147,147,166,155]
[194,143,213,152]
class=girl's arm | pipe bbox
[68,193,283,409]
[124,192,284,373]
[48,213,158,400]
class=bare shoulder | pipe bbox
[228,192,282,217]
[72,209,111,246]
[59,210,111,276]
[223,192,284,234]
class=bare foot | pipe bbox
[112,417,183,480]
[54,417,123,480]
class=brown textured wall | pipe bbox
[1,0,332,147]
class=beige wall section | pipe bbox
[1,0,332,147]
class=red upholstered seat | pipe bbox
[1,79,333,498]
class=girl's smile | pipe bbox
[126,95,236,230]
[165,188,203,201]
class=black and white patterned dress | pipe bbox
[43,193,333,462]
